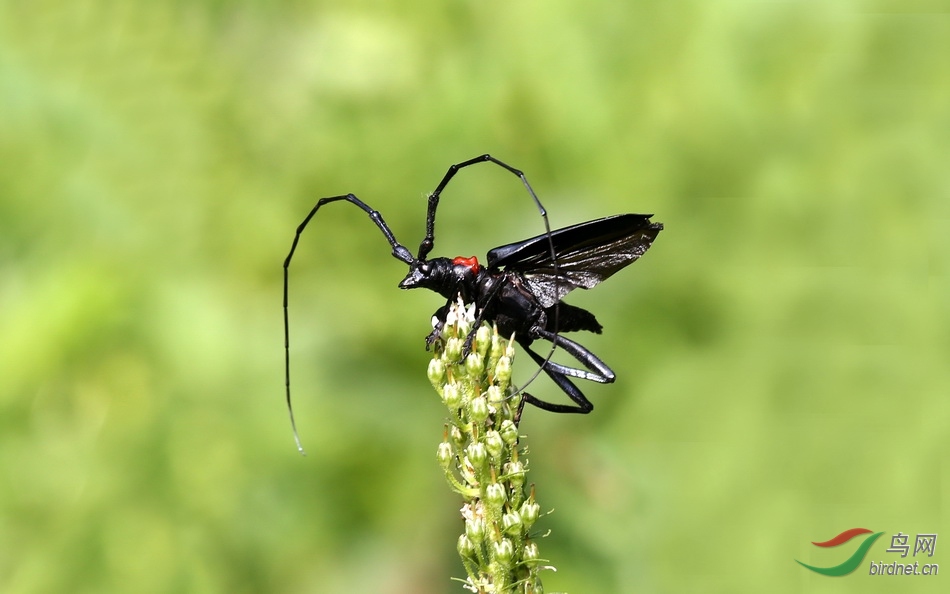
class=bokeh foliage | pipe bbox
[1,1,948,593]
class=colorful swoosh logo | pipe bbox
[796,528,884,576]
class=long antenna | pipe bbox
[283,194,416,455]
[284,242,306,455]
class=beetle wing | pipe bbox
[487,214,662,308]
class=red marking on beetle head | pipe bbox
[453,256,480,274]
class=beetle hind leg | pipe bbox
[517,343,596,415]
[529,328,615,383]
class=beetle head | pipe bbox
[399,256,480,299]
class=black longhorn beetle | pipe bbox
[284,155,662,452]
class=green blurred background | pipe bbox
[2,0,948,592]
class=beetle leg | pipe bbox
[517,343,595,414]
[528,328,615,383]
[425,301,453,350]
[458,281,506,361]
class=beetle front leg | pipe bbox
[458,281,506,361]
[425,301,453,350]
[459,305,491,360]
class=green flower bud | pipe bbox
[485,482,507,509]
[457,534,476,559]
[499,420,519,445]
[469,395,489,424]
[465,351,485,376]
[444,337,464,362]
[523,540,540,568]
[501,510,523,536]
[475,324,492,357]
[437,441,454,469]
[494,356,512,386]
[493,538,514,565]
[441,382,461,410]
[466,442,488,470]
[504,460,525,491]
[519,499,540,529]
[486,384,505,406]
[427,357,446,388]
[465,516,487,544]
[484,430,505,461]
[508,390,523,412]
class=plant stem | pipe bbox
[428,298,551,594]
